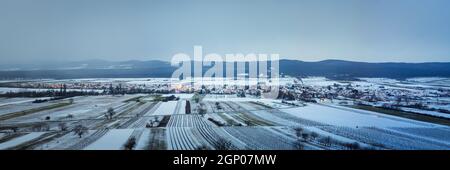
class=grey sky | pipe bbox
[0,0,449,64]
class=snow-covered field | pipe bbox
[1,95,142,123]
[399,107,450,119]
[84,129,134,150]
[0,77,449,150]
[0,95,448,150]
[0,132,45,149]
[282,103,434,128]
[152,101,178,115]
[0,97,50,107]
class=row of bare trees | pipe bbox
[292,127,361,150]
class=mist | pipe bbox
[1,0,450,65]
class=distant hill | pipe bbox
[279,59,450,79]
[0,59,450,79]
[0,59,172,71]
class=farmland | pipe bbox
[0,77,449,150]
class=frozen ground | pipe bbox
[282,103,435,128]
[0,97,49,107]
[0,77,449,150]
[2,95,142,123]
[0,132,45,149]
[399,107,450,119]
[152,101,178,115]
[0,100,56,117]
[84,129,134,150]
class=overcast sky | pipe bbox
[0,0,449,64]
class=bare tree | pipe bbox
[107,107,115,119]
[395,96,402,105]
[244,120,252,126]
[293,140,304,150]
[11,127,18,133]
[73,125,88,138]
[215,102,222,110]
[319,136,332,147]
[310,132,319,140]
[124,137,136,150]
[301,133,310,141]
[344,142,361,150]
[198,107,207,117]
[294,127,304,138]
[214,138,233,150]
[195,144,210,150]
[146,119,155,128]
[31,124,42,131]
[66,114,74,119]
[31,123,50,132]
[58,123,67,131]
[145,122,152,128]
[192,93,201,103]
